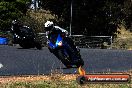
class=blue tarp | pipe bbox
[0,37,8,45]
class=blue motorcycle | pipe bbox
[48,33,84,68]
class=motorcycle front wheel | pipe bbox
[19,42,31,49]
[57,49,72,68]
[19,40,35,49]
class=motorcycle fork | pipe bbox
[64,42,77,62]
[63,49,71,62]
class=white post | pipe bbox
[110,36,112,49]
[70,0,73,36]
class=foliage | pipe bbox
[20,9,57,33]
[112,25,132,49]
[40,0,71,27]
[40,0,132,35]
[0,0,132,36]
[0,80,131,88]
[0,0,30,31]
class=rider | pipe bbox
[11,20,22,34]
[11,19,34,36]
[45,21,68,39]
[44,21,80,55]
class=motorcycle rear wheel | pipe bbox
[34,41,42,50]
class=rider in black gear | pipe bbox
[44,21,80,57]
[11,20,22,34]
[10,20,42,50]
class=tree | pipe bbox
[0,0,30,31]
[1,0,131,35]
[40,0,132,35]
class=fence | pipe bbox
[70,35,112,49]
[37,33,113,49]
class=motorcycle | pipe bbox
[12,26,42,50]
[48,33,84,68]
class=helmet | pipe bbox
[44,21,54,31]
[12,20,18,25]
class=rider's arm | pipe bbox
[11,25,14,33]
[45,31,50,45]
[45,31,49,39]
[55,26,68,36]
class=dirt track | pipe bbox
[0,45,132,75]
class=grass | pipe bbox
[0,79,131,88]
[0,73,132,88]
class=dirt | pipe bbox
[0,74,78,84]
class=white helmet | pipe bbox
[44,21,54,31]
[44,20,54,27]
[12,20,17,24]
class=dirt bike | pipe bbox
[48,33,84,68]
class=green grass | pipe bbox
[0,80,131,88]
